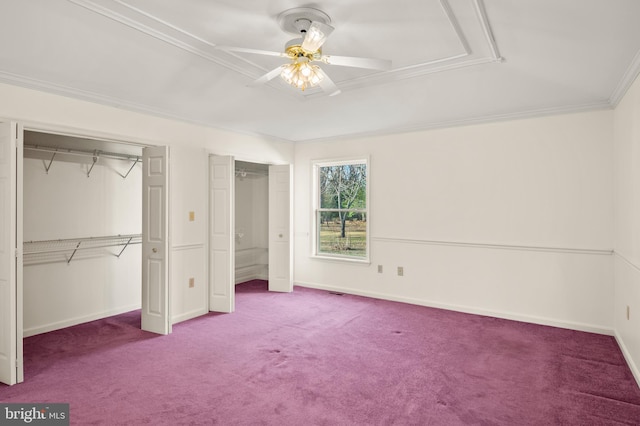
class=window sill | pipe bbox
[311,254,371,265]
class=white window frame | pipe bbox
[312,157,370,263]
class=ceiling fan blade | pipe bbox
[301,21,334,52]
[321,54,392,71]
[317,68,341,96]
[216,45,288,59]
[250,66,284,87]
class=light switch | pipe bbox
[189,278,195,288]
[189,211,195,222]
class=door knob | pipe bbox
[152,248,158,253]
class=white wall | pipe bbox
[235,172,269,283]
[0,82,294,331]
[169,146,209,324]
[295,110,614,333]
[23,154,141,336]
[613,73,640,384]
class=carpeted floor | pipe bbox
[1,280,639,425]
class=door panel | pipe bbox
[0,122,23,385]
[141,146,170,335]
[268,165,293,293]
[209,155,234,312]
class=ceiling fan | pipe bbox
[216,7,392,96]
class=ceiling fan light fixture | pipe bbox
[280,59,323,91]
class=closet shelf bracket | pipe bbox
[24,144,143,178]
[121,159,140,179]
[44,152,56,174]
[23,234,143,265]
[67,241,82,264]
[87,152,99,178]
[116,236,134,258]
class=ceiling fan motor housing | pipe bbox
[277,7,332,35]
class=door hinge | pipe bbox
[14,248,20,258]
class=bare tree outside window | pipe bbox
[316,161,367,258]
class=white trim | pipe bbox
[68,0,258,78]
[0,75,615,145]
[0,74,293,145]
[310,254,371,265]
[612,251,640,389]
[440,0,471,55]
[171,307,209,325]
[296,280,614,335]
[2,112,157,149]
[303,55,492,98]
[372,236,613,256]
[68,0,501,98]
[473,0,502,61]
[311,157,370,263]
[609,47,640,107]
[23,304,140,337]
[297,102,612,144]
[614,251,640,273]
[615,330,640,389]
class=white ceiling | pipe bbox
[1,0,639,143]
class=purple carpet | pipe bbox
[2,280,640,425]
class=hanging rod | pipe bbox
[23,144,141,178]
[235,169,268,177]
[23,234,142,264]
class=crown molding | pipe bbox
[296,101,612,143]
[0,68,612,145]
[609,47,640,107]
[0,71,292,144]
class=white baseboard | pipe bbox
[235,272,269,284]
[172,307,209,325]
[23,304,141,337]
[295,281,614,336]
[614,331,640,389]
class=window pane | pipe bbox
[319,164,367,209]
[318,211,367,257]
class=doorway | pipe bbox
[234,161,269,284]
[21,130,144,337]
[208,155,292,313]
[0,122,170,386]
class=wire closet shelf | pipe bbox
[23,144,142,178]
[23,234,142,264]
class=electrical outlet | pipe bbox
[377,265,383,273]
[397,266,404,277]
[189,277,195,288]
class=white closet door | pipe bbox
[268,164,293,293]
[0,122,23,385]
[209,155,235,312]
[141,145,171,335]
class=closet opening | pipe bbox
[208,156,291,314]
[22,130,147,338]
[2,123,170,385]
[234,161,269,286]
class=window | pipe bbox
[313,158,369,261]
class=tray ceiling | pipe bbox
[1,0,639,142]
